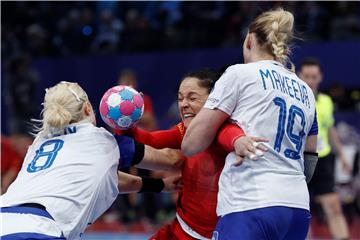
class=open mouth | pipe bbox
[183,113,195,119]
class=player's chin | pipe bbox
[183,117,194,128]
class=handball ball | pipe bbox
[99,85,144,130]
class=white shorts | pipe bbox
[1,206,65,239]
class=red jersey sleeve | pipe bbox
[124,122,185,149]
[215,122,245,152]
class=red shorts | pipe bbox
[149,218,197,240]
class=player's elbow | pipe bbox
[181,140,197,157]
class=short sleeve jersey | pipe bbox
[1,123,120,239]
[204,60,317,216]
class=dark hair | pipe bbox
[300,57,322,71]
[181,68,220,93]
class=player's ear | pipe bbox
[84,102,92,117]
[245,33,253,50]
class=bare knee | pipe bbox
[318,193,344,217]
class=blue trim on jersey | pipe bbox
[213,206,310,240]
[1,206,54,220]
[115,135,135,169]
[308,110,318,136]
[2,232,65,240]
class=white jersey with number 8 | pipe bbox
[204,60,317,217]
[1,123,120,239]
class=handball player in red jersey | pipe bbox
[119,69,267,240]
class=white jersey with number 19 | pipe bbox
[204,60,317,217]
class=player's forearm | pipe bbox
[182,118,216,156]
[136,146,183,171]
[182,108,229,156]
[117,171,166,194]
[117,171,142,193]
[117,137,183,171]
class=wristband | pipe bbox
[304,151,319,183]
[304,151,318,156]
[131,141,145,166]
[139,177,164,193]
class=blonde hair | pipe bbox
[34,81,90,136]
[249,8,294,65]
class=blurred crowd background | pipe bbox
[1,1,360,239]
[2,1,360,58]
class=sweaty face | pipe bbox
[178,77,209,128]
[299,65,322,93]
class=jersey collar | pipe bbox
[258,59,284,67]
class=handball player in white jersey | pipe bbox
[183,9,318,239]
[0,81,182,240]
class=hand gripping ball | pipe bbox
[99,85,144,130]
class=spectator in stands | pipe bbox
[330,2,360,40]
[91,9,124,54]
[2,2,360,58]
[4,54,39,136]
[328,83,356,111]
[299,57,351,240]
[25,24,48,57]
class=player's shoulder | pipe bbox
[92,126,116,141]
[175,121,185,138]
[225,62,272,75]
[224,63,250,73]
[77,123,116,144]
[219,64,249,83]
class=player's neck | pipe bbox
[249,52,275,63]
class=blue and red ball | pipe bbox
[99,85,144,130]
